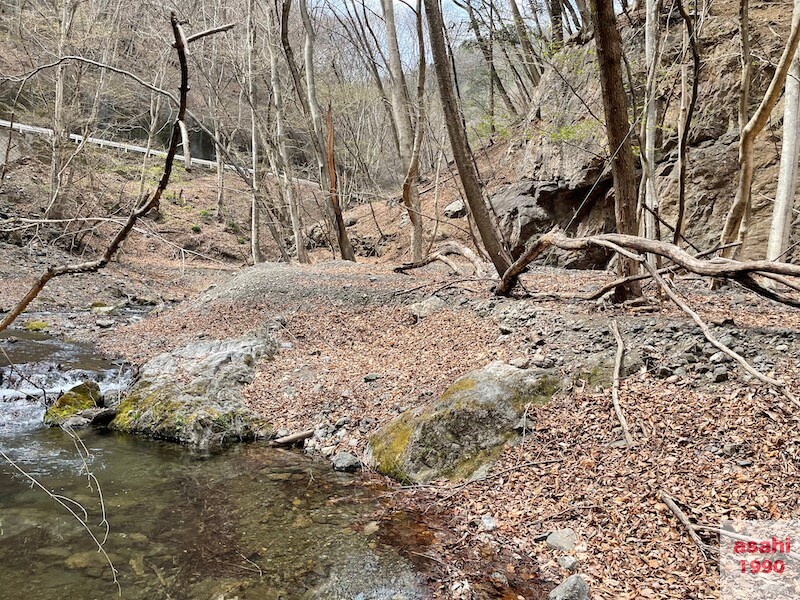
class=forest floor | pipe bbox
[3,156,800,599]
[8,245,800,599]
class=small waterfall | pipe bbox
[0,330,133,433]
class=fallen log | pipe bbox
[270,429,314,447]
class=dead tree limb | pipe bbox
[496,228,800,298]
[270,429,314,447]
[610,320,634,447]
[660,490,717,558]
[0,13,218,334]
[395,242,487,277]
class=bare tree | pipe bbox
[768,0,800,261]
[719,8,800,258]
[267,1,308,263]
[588,0,641,301]
[423,0,513,277]
[640,0,661,257]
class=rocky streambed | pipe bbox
[0,326,430,600]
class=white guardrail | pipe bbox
[0,118,322,187]
[0,118,220,169]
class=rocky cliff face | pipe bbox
[492,1,793,264]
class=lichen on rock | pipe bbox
[368,361,560,484]
[111,333,276,447]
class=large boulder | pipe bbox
[489,179,614,267]
[368,362,559,484]
[111,333,276,447]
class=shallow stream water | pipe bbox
[0,330,427,600]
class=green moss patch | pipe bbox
[24,320,49,332]
[44,381,101,426]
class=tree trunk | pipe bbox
[720,7,800,257]
[246,0,263,264]
[298,0,341,256]
[508,0,541,87]
[674,0,700,248]
[589,0,641,301]
[268,4,308,264]
[380,0,424,260]
[550,0,563,46]
[326,107,356,262]
[641,0,661,258]
[423,0,512,277]
[768,0,800,261]
[46,0,78,218]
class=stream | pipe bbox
[0,329,428,600]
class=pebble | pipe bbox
[364,373,383,382]
[557,556,579,572]
[510,357,531,369]
[96,319,115,328]
[713,366,729,383]
[709,352,728,364]
[549,574,589,600]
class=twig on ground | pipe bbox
[609,320,635,447]
[395,242,490,278]
[642,260,800,408]
[270,429,314,446]
[660,490,717,558]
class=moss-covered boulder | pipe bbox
[111,333,276,447]
[44,381,101,426]
[368,361,559,484]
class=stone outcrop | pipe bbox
[368,362,559,484]
[111,333,276,447]
[486,4,794,265]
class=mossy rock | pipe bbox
[110,334,276,447]
[44,381,101,426]
[368,361,560,484]
[24,320,49,332]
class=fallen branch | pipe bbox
[395,242,489,278]
[495,229,800,307]
[660,490,717,558]
[270,429,314,447]
[609,320,634,447]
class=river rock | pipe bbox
[111,333,276,447]
[549,574,589,600]
[443,199,467,219]
[43,381,101,426]
[547,528,578,551]
[331,451,361,472]
[557,556,580,572]
[368,361,559,483]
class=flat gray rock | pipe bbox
[547,528,578,551]
[549,574,589,600]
